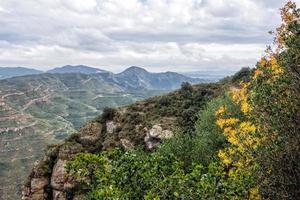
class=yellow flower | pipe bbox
[249,187,262,200]
[215,106,225,116]
[239,122,256,133]
[216,118,240,128]
[241,101,251,114]
[216,119,226,128]
[253,69,263,79]
[218,150,232,166]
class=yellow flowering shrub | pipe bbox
[214,2,300,199]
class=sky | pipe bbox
[0,0,299,73]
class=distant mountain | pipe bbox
[47,65,108,74]
[0,66,204,90]
[113,66,203,90]
[0,65,205,92]
[0,67,43,79]
[46,65,204,91]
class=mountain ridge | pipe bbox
[46,65,108,74]
[0,67,43,79]
[0,69,203,199]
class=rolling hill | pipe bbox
[46,65,108,74]
[0,67,42,79]
[0,68,202,199]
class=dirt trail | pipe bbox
[1,92,24,100]
[81,77,94,85]
[0,114,28,122]
[22,88,51,111]
[0,121,37,134]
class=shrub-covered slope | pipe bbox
[22,78,235,199]
[23,2,299,200]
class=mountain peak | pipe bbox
[121,66,149,74]
[47,65,107,74]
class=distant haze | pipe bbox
[0,0,299,72]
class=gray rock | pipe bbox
[30,178,49,193]
[120,138,134,150]
[51,159,66,191]
[53,190,66,200]
[78,122,102,144]
[106,121,117,134]
[144,124,173,150]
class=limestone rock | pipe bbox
[78,122,102,144]
[51,159,66,191]
[149,125,163,138]
[30,178,49,193]
[22,177,49,200]
[120,138,134,150]
[144,124,173,150]
[106,121,117,134]
[58,143,83,160]
[148,125,173,139]
[53,190,66,200]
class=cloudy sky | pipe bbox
[0,0,299,73]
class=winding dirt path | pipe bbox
[1,92,24,100]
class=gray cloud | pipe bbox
[0,0,299,72]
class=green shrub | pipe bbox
[100,107,116,122]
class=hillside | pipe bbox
[22,2,300,200]
[114,66,201,90]
[0,67,42,79]
[0,70,202,199]
[46,65,108,74]
[22,78,229,200]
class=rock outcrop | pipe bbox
[144,125,173,150]
[22,123,95,200]
[22,121,173,199]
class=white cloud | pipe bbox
[0,0,299,72]
[63,0,97,12]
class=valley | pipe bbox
[0,67,201,199]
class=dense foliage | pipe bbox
[66,2,299,199]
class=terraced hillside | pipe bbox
[0,73,170,199]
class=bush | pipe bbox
[100,107,116,122]
[231,67,252,84]
[193,94,241,166]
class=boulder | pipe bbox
[22,177,49,200]
[149,125,163,137]
[106,121,117,134]
[148,125,173,139]
[144,124,173,150]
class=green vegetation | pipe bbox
[0,73,166,199]
[66,2,300,199]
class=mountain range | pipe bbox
[0,65,204,199]
[0,67,42,79]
